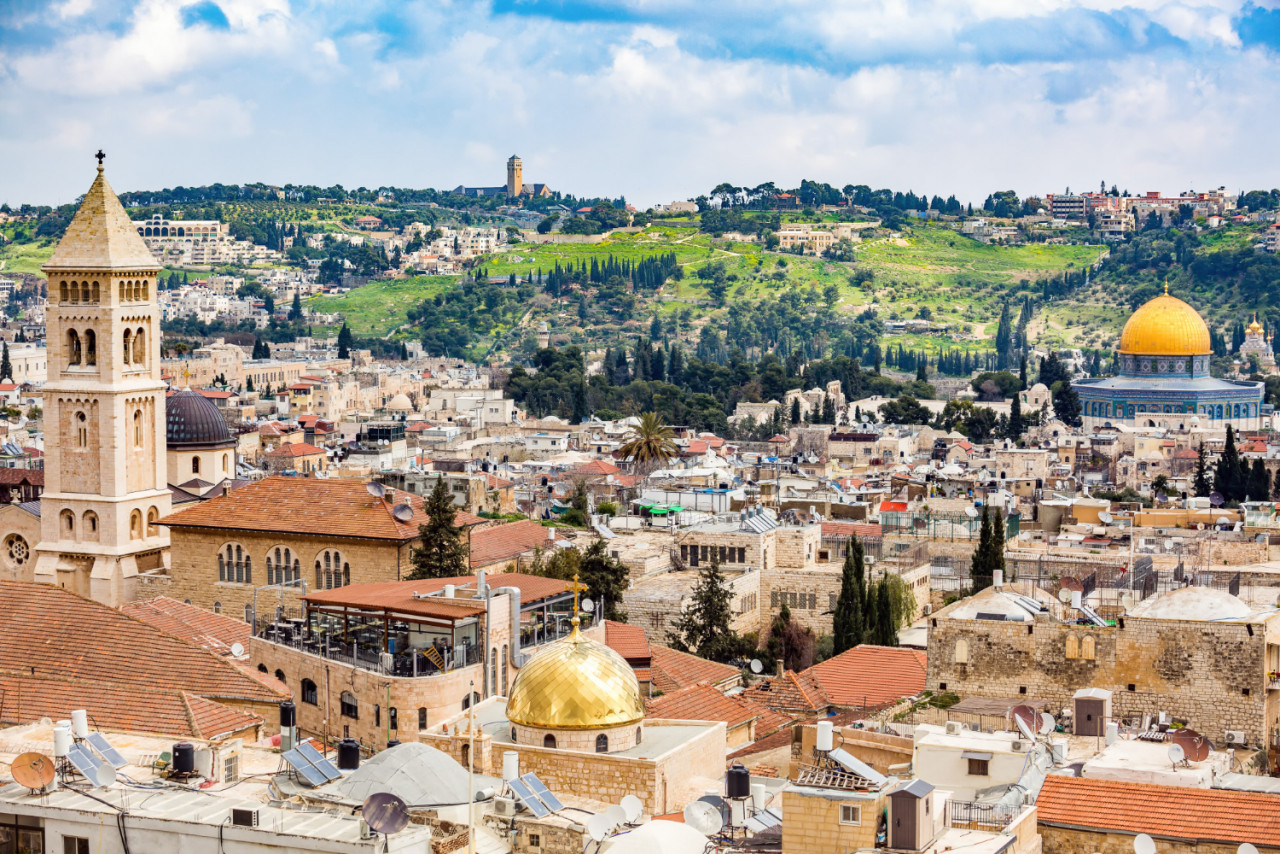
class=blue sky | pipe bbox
[3,0,1280,206]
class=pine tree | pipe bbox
[0,341,11,382]
[408,479,469,579]
[289,290,303,321]
[1193,443,1211,497]
[666,552,744,662]
[1008,393,1023,440]
[337,323,353,360]
[1214,425,1244,502]
[833,536,866,654]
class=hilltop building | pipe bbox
[1238,314,1277,374]
[453,155,551,199]
[1075,287,1267,430]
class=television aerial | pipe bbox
[229,642,245,657]
[586,814,613,843]
[10,753,55,793]
[621,794,644,823]
[363,792,411,835]
[749,659,764,675]
[366,481,386,498]
[1134,834,1157,854]
[392,504,414,523]
[683,801,724,836]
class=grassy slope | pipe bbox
[309,275,455,337]
[0,239,56,275]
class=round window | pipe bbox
[5,535,29,569]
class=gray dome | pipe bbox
[333,742,473,806]
[166,390,233,447]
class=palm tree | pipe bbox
[618,412,677,475]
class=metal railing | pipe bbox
[948,800,1022,832]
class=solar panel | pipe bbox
[282,748,328,788]
[296,742,341,782]
[508,778,549,817]
[66,744,105,781]
[521,773,563,812]
[86,733,128,770]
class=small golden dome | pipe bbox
[1248,316,1264,335]
[506,627,645,730]
[1118,292,1210,356]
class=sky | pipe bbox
[3,0,1280,207]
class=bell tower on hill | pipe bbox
[33,154,171,605]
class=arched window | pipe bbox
[418,708,428,730]
[316,550,346,589]
[146,507,159,537]
[133,327,145,364]
[134,409,144,447]
[244,604,253,622]
[274,669,286,684]
[595,734,608,753]
[119,281,126,302]
[213,601,221,614]
[68,329,82,366]
[141,280,149,300]
[84,330,97,366]
[460,743,470,768]
[192,456,200,474]
[76,412,88,447]
[636,727,642,745]
[60,509,75,537]
[267,556,275,586]
[375,705,381,727]
[501,644,509,695]
[1081,635,1097,661]
[302,679,318,705]
[129,510,142,540]
[257,664,268,673]
[954,639,969,664]
[389,707,398,731]
[60,282,68,303]
[122,330,132,365]
[218,552,225,581]
[543,734,556,749]
[511,727,518,743]
[82,511,98,541]
[91,281,99,302]
[1065,634,1079,659]
[340,692,358,719]
[222,454,229,474]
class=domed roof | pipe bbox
[166,390,233,447]
[1127,585,1251,621]
[1248,315,1264,335]
[1118,291,1210,356]
[506,625,644,730]
[387,393,413,412]
[333,742,469,806]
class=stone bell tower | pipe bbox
[506,155,523,197]
[33,154,171,605]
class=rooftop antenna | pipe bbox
[229,642,245,658]
[1169,728,1210,762]
[605,804,627,829]
[586,814,613,843]
[1167,743,1187,768]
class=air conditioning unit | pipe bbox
[1225,730,1247,745]
[1011,740,1025,752]
[922,603,932,616]
[945,721,963,736]
[231,808,259,828]
[495,796,518,817]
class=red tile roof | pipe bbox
[604,620,651,663]
[646,683,763,728]
[0,581,285,706]
[159,476,483,541]
[265,441,325,457]
[573,460,621,476]
[119,596,251,656]
[739,670,827,714]
[0,469,42,485]
[469,519,554,568]
[649,645,740,694]
[1036,776,1280,848]
[801,645,927,708]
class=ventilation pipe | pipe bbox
[483,583,527,699]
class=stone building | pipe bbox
[927,583,1280,747]
[31,159,172,605]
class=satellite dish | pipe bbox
[1121,593,1135,611]
[1098,511,1114,524]
[1170,728,1211,762]
[93,764,117,787]
[606,804,627,829]
[1011,705,1039,741]
[1058,589,1072,604]
[363,792,411,835]
[1210,492,1224,507]
[1167,743,1186,764]
[621,794,643,823]
[229,642,245,657]
[965,506,979,518]
[11,753,55,791]
[392,504,414,523]
[1240,844,1261,854]
[1164,539,1174,550]
[749,658,764,674]
[366,481,386,498]
[1134,834,1157,854]
[1039,714,1055,735]
[683,801,724,835]
[586,814,613,842]
[580,598,595,613]
[1216,516,1230,527]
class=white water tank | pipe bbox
[195,748,214,780]
[71,710,89,739]
[993,570,1004,588]
[1070,590,1083,610]
[816,721,834,752]
[53,727,72,758]
[750,782,766,812]
[503,750,520,782]
[444,585,456,598]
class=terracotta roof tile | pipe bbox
[159,476,482,541]
[1036,776,1280,847]
[573,460,621,476]
[646,684,762,728]
[469,519,554,568]
[649,646,740,694]
[265,442,325,457]
[184,692,263,739]
[739,670,828,714]
[604,620,651,663]
[0,581,284,705]
[119,596,251,655]
[801,644,927,707]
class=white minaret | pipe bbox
[33,153,171,605]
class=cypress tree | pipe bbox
[791,398,802,425]
[1249,458,1270,502]
[1,341,11,382]
[864,581,880,645]
[833,536,866,654]
[337,323,353,360]
[970,506,994,592]
[991,508,1006,581]
[875,578,897,646]
[1272,465,1280,501]
[1214,425,1243,502]
[1008,394,1023,440]
[1193,443,1211,497]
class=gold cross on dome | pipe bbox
[567,571,588,628]
[180,365,192,387]
[1163,279,1169,295]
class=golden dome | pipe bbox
[1118,291,1210,356]
[506,626,645,730]
[1248,316,1264,335]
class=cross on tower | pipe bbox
[94,150,105,167]
[566,572,589,629]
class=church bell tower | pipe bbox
[33,154,171,605]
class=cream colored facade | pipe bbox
[32,162,171,605]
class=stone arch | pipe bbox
[84,329,97,366]
[129,509,143,540]
[134,409,145,448]
[1065,634,1079,659]
[192,456,200,474]
[60,509,75,538]
[122,329,132,365]
[81,510,99,542]
[595,734,608,753]
[1081,634,1097,661]
[133,327,145,364]
[543,734,556,749]
[67,329,82,366]
[59,281,68,303]
[75,411,88,447]
[146,506,159,537]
